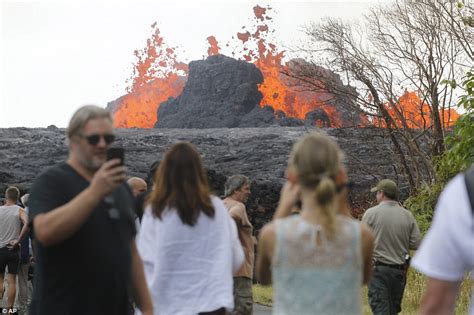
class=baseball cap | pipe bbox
[370,179,398,197]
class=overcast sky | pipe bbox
[1,0,388,128]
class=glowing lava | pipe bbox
[112,5,458,129]
[113,26,187,128]
[374,91,460,129]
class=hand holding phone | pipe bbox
[90,147,126,197]
[107,147,125,165]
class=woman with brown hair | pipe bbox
[256,132,374,315]
[136,142,244,315]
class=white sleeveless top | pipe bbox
[272,215,363,315]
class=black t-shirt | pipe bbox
[28,163,137,315]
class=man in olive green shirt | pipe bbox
[362,179,421,315]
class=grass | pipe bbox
[253,270,472,314]
[253,284,273,306]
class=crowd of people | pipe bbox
[0,104,472,315]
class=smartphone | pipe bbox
[106,147,125,165]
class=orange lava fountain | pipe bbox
[111,5,459,129]
[230,5,350,123]
[113,26,188,128]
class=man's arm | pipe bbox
[8,208,30,249]
[360,223,374,284]
[360,210,371,227]
[130,241,153,315]
[228,203,245,226]
[418,277,460,315]
[34,160,125,247]
[409,215,421,250]
[34,187,103,246]
[228,216,244,273]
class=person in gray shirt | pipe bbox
[362,179,421,315]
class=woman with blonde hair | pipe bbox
[256,132,374,315]
[137,142,244,315]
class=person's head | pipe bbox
[5,186,20,203]
[287,132,344,236]
[127,177,148,198]
[149,142,214,226]
[20,193,30,207]
[370,179,398,202]
[67,105,115,171]
[224,175,251,203]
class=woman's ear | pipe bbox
[286,167,298,184]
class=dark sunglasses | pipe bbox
[80,133,115,146]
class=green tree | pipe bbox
[439,70,474,180]
[404,69,474,233]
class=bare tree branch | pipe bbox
[286,0,472,191]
